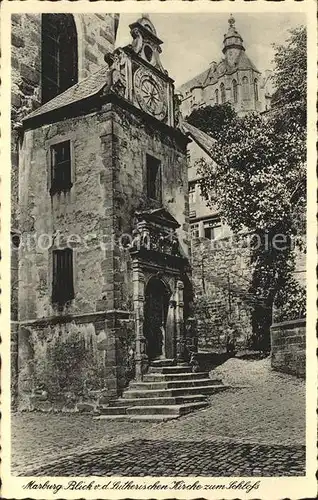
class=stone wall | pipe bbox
[17,101,188,319]
[270,318,306,378]
[191,234,253,351]
[191,231,306,352]
[11,13,117,316]
[16,96,189,407]
[11,15,118,403]
[17,104,134,408]
[19,112,111,319]
[110,103,190,264]
[17,311,134,411]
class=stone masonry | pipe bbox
[270,318,306,378]
[191,234,253,350]
[11,13,118,408]
[15,16,195,410]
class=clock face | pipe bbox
[134,69,167,120]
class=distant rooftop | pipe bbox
[178,51,260,93]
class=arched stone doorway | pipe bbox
[143,277,171,361]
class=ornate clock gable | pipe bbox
[117,14,175,127]
[129,14,166,73]
[103,15,177,127]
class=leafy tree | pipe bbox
[186,103,237,140]
[271,26,306,116]
[187,25,306,349]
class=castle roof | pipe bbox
[23,65,111,122]
[179,50,260,93]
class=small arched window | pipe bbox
[232,79,238,104]
[220,83,226,104]
[242,76,249,99]
[215,88,219,105]
[41,14,78,104]
[254,78,259,102]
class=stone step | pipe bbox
[149,365,193,374]
[143,372,209,382]
[126,401,209,416]
[124,384,228,399]
[128,415,180,421]
[108,394,207,407]
[129,378,222,391]
[96,405,127,416]
[150,359,176,367]
[94,415,133,421]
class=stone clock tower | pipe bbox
[18,15,195,408]
[106,14,176,125]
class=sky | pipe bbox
[116,13,306,88]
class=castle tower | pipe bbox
[222,14,245,66]
[17,15,194,408]
[178,15,266,117]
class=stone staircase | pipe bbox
[94,359,229,421]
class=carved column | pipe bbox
[125,57,133,102]
[166,297,176,360]
[167,82,174,128]
[175,280,185,363]
[132,263,147,380]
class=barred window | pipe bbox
[42,14,78,104]
[50,141,72,195]
[146,154,162,203]
[52,248,74,306]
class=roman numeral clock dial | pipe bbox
[134,68,167,121]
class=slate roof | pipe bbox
[24,65,110,121]
[181,120,217,159]
[236,52,260,73]
[178,51,260,93]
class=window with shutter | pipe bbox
[146,154,162,203]
[52,248,74,306]
[50,141,72,195]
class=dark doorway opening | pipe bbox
[144,278,170,361]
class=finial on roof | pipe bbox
[141,13,150,20]
[228,14,235,28]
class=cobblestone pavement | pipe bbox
[11,358,306,476]
[11,415,154,473]
[20,439,305,477]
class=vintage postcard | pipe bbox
[1,0,317,498]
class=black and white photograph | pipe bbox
[1,1,317,498]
